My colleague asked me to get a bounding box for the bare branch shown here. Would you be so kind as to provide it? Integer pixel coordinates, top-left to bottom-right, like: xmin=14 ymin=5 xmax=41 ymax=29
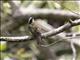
xmin=12 ymin=8 xmax=80 ymax=19
xmin=9 ymin=1 xmax=80 ymax=19
xmin=0 ymin=36 xmax=32 ymax=41
xmin=70 ymin=40 xmax=77 ymax=60
xmin=42 ymin=19 xmax=80 ymax=37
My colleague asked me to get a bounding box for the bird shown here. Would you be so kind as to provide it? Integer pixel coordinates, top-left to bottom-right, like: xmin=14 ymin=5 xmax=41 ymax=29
xmin=28 ymin=17 xmax=58 ymax=47
xmin=28 ymin=17 xmax=42 ymax=45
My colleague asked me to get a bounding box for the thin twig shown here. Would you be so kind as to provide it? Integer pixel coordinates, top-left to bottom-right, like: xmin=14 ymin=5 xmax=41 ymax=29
xmin=70 ymin=40 xmax=77 ymax=60
xmin=40 ymin=39 xmax=62 ymax=47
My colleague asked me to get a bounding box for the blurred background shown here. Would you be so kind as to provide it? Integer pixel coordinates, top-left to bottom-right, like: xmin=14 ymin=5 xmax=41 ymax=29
xmin=0 ymin=0 xmax=80 ymax=60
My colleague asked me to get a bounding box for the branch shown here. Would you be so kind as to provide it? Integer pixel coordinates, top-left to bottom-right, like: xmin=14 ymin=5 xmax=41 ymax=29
xmin=41 ymin=19 xmax=80 ymax=46
xmin=9 ymin=1 xmax=46 ymax=15
xmin=9 ymin=1 xmax=80 ymax=19
xmin=42 ymin=19 xmax=80 ymax=37
xmin=0 ymin=36 xmax=32 ymax=41
xmin=71 ymin=40 xmax=77 ymax=60
xmin=12 ymin=9 xmax=80 ymax=19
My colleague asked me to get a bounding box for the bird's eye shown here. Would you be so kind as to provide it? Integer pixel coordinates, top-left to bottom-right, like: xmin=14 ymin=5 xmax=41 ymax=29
xmin=28 ymin=17 xmax=34 ymax=24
